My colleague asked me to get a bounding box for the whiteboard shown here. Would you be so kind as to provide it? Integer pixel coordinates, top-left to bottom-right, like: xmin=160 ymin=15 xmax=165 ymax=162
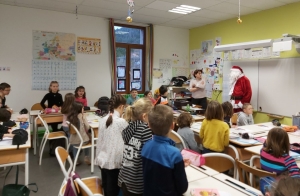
xmin=258 ymin=58 xmax=300 ymax=117
xmin=223 ymin=60 xmax=259 ymax=111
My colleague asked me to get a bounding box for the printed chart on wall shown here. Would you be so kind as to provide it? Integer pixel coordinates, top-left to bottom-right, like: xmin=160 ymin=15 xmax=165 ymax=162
xmin=77 ymin=37 xmax=101 ymax=54
xmin=32 ymin=31 xmax=76 ymax=61
xmin=32 ymin=60 xmax=77 ymax=90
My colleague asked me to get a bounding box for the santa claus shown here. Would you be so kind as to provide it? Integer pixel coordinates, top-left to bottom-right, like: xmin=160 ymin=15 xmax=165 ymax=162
xmin=229 ymin=66 xmax=252 ymax=113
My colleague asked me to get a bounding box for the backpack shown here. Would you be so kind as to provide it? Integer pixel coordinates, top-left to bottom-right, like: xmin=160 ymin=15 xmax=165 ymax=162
xmin=12 ymin=129 xmax=28 ymax=149
xmin=98 ymin=96 xmax=109 ymax=114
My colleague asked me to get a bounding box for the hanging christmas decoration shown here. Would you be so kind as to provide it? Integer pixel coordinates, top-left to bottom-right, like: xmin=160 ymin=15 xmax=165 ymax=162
xmin=126 ymin=0 xmax=134 ymax=23
xmin=76 ymin=5 xmax=78 ymax=19
xmin=237 ymin=0 xmax=242 ymax=24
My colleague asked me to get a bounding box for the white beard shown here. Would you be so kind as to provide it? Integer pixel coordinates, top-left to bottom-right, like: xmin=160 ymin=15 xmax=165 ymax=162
xmin=229 ymin=71 xmax=241 ymax=87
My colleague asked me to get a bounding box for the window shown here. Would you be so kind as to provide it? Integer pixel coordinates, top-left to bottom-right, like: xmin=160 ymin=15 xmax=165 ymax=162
xmin=114 ymin=24 xmax=145 ymax=94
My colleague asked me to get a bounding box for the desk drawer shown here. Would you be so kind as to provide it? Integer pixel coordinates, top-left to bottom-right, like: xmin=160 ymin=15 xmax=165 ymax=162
xmin=0 ymin=148 xmax=26 ymax=164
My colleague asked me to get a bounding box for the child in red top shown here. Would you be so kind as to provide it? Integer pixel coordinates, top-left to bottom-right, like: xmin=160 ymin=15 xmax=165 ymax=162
xmin=75 ymin=86 xmax=87 ymax=106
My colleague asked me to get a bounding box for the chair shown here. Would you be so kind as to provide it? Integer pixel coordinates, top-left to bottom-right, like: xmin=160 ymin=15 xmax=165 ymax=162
xmin=55 ymin=147 xmax=103 ymax=196
xmin=94 ymin=101 xmax=98 ymax=108
xmin=168 ymin=130 xmax=187 ymax=149
xmin=31 ymin=103 xmax=44 ymax=110
xmin=225 ymin=144 xmax=240 ymax=179
xmin=231 ymin=113 xmax=238 ymax=125
xmin=202 ymin=153 xmax=236 ymax=179
xmin=235 ymin=159 xmax=276 ymax=188
xmin=37 ymin=115 xmax=68 ymax=165
xmin=67 ymin=121 xmax=94 ymax=174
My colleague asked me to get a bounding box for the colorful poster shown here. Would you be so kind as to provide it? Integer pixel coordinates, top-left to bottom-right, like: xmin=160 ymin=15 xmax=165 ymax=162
xmin=201 ymin=40 xmax=213 ymax=54
xmin=172 ymin=67 xmax=189 ymax=77
xmin=215 ymin=37 xmax=221 ymax=46
xmin=33 ymin=31 xmax=76 ymax=61
xmin=77 ymin=37 xmax=101 ymax=54
xmin=32 ymin=60 xmax=77 ymax=90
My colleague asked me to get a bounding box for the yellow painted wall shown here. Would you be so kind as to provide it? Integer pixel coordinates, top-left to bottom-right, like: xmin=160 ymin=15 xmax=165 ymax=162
xmin=190 ymin=2 xmax=300 ymax=125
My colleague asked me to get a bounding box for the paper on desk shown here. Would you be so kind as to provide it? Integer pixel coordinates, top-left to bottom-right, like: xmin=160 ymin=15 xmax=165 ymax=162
xmin=236 ymin=138 xmax=259 ymax=144
xmin=0 ymin=137 xmax=12 ymax=146
xmin=230 ymin=128 xmax=252 ymax=134
xmin=191 ymin=122 xmax=202 ymax=130
xmin=256 ymin=124 xmax=273 ymax=131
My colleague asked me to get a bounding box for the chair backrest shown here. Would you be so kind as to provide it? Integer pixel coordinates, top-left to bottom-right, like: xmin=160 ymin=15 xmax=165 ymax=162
xmin=94 ymin=101 xmax=98 ymax=108
xmin=168 ymin=130 xmax=187 ymax=149
xmin=37 ymin=115 xmax=50 ymax=135
xmin=235 ymin=159 xmax=277 ymax=188
xmin=231 ymin=113 xmax=238 ymax=125
xmin=55 ymin=146 xmax=73 ymax=180
xmin=225 ymin=144 xmax=240 ymax=160
xmin=202 ymin=153 xmax=236 ymax=177
xmin=31 ymin=103 xmax=44 ymax=110
xmin=66 ymin=121 xmax=83 ymax=172
xmin=74 ymin=178 xmax=103 ymax=196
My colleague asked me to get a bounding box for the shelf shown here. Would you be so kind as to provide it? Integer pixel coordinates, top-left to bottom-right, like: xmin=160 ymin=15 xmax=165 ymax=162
xmin=267 ymin=114 xmax=284 ymax=119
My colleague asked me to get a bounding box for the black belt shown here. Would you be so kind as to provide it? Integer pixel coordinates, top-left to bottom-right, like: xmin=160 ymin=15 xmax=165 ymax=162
xmin=231 ymin=96 xmax=242 ymax=100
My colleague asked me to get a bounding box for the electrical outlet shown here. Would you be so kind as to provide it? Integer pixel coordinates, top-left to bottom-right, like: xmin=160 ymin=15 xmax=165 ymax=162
xmin=213 ymin=84 xmax=221 ymax=91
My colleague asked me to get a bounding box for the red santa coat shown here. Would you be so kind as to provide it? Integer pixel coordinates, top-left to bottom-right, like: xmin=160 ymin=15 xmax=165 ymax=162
xmin=231 ymin=76 xmax=252 ymax=113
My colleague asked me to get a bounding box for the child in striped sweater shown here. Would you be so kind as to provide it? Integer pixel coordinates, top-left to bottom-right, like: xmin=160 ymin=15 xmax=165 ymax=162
xmin=260 ymin=127 xmax=300 ymax=177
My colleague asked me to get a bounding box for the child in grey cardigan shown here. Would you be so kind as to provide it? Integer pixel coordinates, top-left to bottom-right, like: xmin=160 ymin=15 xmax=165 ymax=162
xmin=176 ymin=112 xmax=201 ymax=153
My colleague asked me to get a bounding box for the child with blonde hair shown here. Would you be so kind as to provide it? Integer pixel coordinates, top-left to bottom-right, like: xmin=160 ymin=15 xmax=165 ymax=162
xmin=200 ymin=101 xmax=229 ymax=154
xmin=118 ymin=98 xmax=153 ymax=196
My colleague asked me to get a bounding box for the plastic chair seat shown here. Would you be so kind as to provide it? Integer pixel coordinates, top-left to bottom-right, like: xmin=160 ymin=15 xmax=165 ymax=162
xmin=48 ymin=131 xmax=67 ymax=139
xmin=76 ymin=177 xmax=103 ymax=195
xmin=73 ymin=142 xmax=92 ymax=149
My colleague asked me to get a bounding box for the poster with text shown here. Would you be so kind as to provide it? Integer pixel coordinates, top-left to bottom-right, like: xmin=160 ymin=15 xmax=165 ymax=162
xmin=77 ymin=37 xmax=101 ymax=54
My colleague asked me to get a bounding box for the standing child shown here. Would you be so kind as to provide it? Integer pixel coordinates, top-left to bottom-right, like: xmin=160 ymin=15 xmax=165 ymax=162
xmin=67 ymin=102 xmax=91 ymax=165
xmin=142 ymin=105 xmax=188 ymax=195
xmin=177 ymin=112 xmax=200 ymax=153
xmin=95 ymin=95 xmax=128 ymax=196
xmin=126 ymin=88 xmax=139 ymax=106
xmin=144 ymin=91 xmax=156 ymax=105
xmin=74 ymin=86 xmax=87 ymax=106
xmin=61 ymin=93 xmax=75 ymax=134
xmin=118 ymin=98 xmax=153 ymax=196
xmin=237 ymin=103 xmax=254 ymax=126
xmin=222 ymin=101 xmax=234 ymax=128
xmin=40 ymin=81 xmax=63 ymax=131
xmin=154 ymin=85 xmax=168 ymax=105
xmin=260 ymin=128 xmax=300 ymax=177
xmin=200 ymin=101 xmax=229 ymax=154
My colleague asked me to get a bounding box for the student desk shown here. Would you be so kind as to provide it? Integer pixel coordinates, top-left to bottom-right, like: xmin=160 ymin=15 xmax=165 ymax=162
xmin=173 ymin=112 xmax=205 ymax=123
xmin=0 ymin=114 xmax=31 ymax=186
xmin=184 ymin=173 xmax=262 ymax=196
xmin=30 ymin=110 xmax=63 ymax=155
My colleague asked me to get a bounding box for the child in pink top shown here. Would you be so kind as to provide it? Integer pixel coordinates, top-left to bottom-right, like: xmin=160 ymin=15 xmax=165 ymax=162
xmin=144 ymin=90 xmax=156 ymax=104
xmin=75 ymin=86 xmax=87 ymax=106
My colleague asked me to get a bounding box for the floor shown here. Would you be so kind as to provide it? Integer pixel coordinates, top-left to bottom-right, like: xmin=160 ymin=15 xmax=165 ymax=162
xmin=0 ymin=143 xmax=101 ymax=196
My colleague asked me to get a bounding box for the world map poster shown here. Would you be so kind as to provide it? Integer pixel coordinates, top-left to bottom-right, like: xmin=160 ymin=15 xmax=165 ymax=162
xmin=33 ymin=31 xmax=76 ymax=61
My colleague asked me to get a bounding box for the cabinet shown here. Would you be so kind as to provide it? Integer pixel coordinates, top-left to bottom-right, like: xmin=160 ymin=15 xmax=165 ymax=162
xmin=168 ymin=86 xmax=191 ymax=100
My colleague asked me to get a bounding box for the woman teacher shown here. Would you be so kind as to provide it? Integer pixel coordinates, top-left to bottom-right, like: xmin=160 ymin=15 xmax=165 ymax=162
xmin=189 ymin=69 xmax=207 ymax=111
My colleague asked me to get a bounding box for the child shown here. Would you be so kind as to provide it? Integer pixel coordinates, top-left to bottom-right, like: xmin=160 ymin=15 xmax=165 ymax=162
xmin=270 ymin=177 xmax=300 ymax=196
xmin=177 ymin=112 xmax=200 ymax=153
xmin=0 ymin=82 xmax=11 ymax=109
xmin=118 ymin=98 xmax=153 ymax=196
xmin=0 ymin=108 xmax=14 ymax=140
xmin=95 ymin=95 xmax=128 ymax=196
xmin=74 ymin=86 xmax=87 ymax=106
xmin=144 ymin=90 xmax=156 ymax=104
xmin=222 ymin=101 xmax=234 ymax=128
xmin=61 ymin=93 xmax=75 ymax=134
xmin=237 ymin=103 xmax=254 ymax=126
xmin=126 ymin=88 xmax=139 ymax=106
xmin=200 ymin=101 xmax=229 ymax=154
xmin=154 ymin=85 xmax=168 ymax=105
xmin=40 ymin=81 xmax=63 ymax=131
xmin=67 ymin=101 xmax=91 ymax=165
xmin=141 ymin=105 xmax=188 ymax=195
xmin=260 ymin=128 xmax=300 ymax=177
xmin=189 ymin=69 xmax=207 ymax=110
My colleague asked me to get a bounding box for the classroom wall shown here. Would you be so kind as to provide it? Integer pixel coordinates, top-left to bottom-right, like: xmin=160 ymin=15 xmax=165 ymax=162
xmin=0 ymin=4 xmax=189 ymax=111
xmin=152 ymin=26 xmax=189 ymax=92
xmin=189 ymin=2 xmax=300 ymax=125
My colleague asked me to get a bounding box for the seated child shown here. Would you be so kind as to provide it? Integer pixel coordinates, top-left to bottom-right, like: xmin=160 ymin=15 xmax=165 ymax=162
xmin=222 ymin=101 xmax=234 ymax=128
xmin=126 ymin=88 xmax=139 ymax=105
xmin=200 ymin=101 xmax=229 ymax=154
xmin=237 ymin=103 xmax=254 ymax=126
xmin=74 ymin=86 xmax=87 ymax=106
xmin=260 ymin=127 xmax=300 ymax=177
xmin=0 ymin=108 xmax=14 ymax=140
xmin=177 ymin=112 xmax=200 ymax=153
xmin=269 ymin=176 xmax=300 ymax=196
xmin=154 ymin=85 xmax=168 ymax=105
xmin=141 ymin=104 xmax=188 ymax=196
xmin=144 ymin=90 xmax=156 ymax=104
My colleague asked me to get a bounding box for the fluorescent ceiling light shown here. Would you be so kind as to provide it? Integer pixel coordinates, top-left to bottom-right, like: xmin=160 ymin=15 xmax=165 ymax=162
xmin=214 ymin=39 xmax=273 ymax=52
xmin=169 ymin=4 xmax=201 ymax=15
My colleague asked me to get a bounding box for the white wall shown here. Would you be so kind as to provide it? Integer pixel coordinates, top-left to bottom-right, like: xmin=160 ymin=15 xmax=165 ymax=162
xmin=0 ymin=4 xmax=111 ymax=111
xmin=0 ymin=5 xmax=189 ymax=111
xmin=152 ymin=25 xmax=189 ymax=91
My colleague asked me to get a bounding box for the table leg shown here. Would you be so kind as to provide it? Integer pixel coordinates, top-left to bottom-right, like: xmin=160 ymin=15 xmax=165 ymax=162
xmin=91 ymin=128 xmax=94 ymax=174
xmin=25 ymin=148 xmax=29 ymax=186
xmin=34 ymin=117 xmax=37 ymax=155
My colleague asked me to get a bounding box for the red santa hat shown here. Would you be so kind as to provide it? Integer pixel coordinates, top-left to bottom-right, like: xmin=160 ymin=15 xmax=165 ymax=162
xmin=231 ymin=65 xmax=243 ymax=73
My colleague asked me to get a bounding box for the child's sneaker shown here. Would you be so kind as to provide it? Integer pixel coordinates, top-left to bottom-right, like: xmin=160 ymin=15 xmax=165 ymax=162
xmin=84 ymin=156 xmax=91 ymax=165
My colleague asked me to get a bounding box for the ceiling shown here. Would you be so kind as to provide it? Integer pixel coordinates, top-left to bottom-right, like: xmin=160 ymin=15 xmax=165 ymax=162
xmin=1 ymin=0 xmax=299 ymax=29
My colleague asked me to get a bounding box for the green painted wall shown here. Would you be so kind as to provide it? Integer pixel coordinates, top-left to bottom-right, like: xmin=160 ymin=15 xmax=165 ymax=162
xmin=190 ymin=2 xmax=300 ymax=125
